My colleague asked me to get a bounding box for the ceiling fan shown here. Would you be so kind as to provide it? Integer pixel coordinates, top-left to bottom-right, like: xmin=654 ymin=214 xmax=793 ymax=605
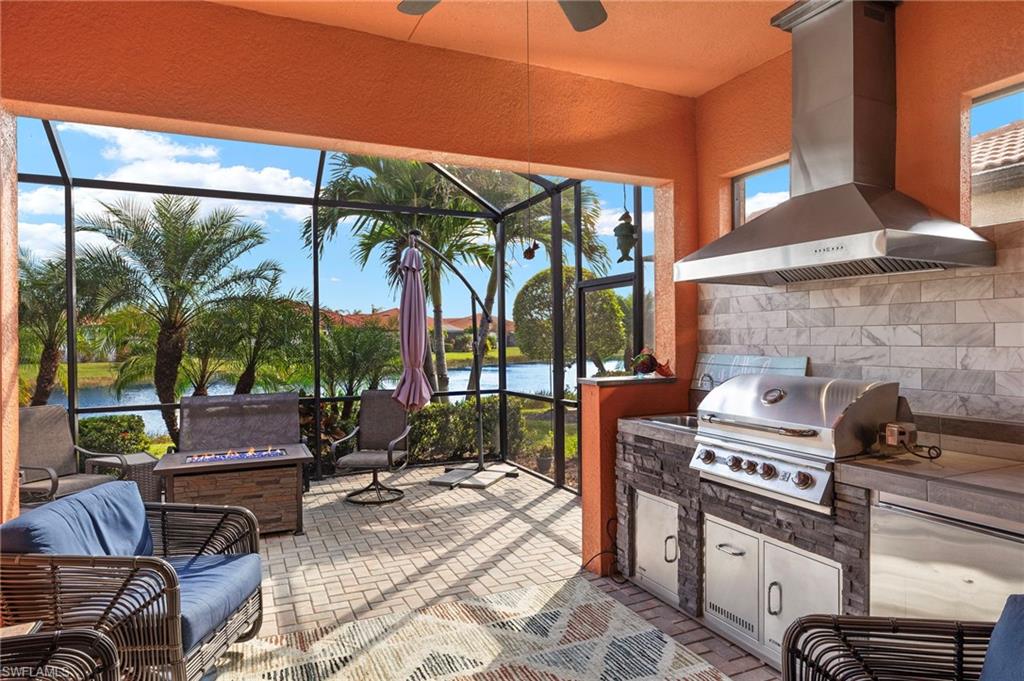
xmin=397 ymin=0 xmax=608 ymax=33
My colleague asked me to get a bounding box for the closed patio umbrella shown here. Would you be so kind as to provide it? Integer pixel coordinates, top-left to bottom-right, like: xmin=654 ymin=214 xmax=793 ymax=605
xmin=392 ymin=240 xmax=432 ymax=412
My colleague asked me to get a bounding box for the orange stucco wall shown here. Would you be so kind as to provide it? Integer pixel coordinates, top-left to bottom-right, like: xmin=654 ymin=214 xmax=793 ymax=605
xmin=0 ymin=109 xmax=17 ymax=524
xmin=696 ymin=2 xmax=1024 ymax=243
xmin=0 ymin=0 xmax=698 ymax=520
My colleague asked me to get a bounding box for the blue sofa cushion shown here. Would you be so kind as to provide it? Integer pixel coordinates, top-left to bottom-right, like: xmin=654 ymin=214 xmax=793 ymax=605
xmin=0 ymin=481 xmax=153 ymax=556
xmin=168 ymin=554 xmax=262 ymax=652
xmin=980 ymin=594 xmax=1024 ymax=681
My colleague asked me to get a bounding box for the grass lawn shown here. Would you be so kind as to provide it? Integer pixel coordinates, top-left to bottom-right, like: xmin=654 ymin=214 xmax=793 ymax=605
xmin=19 ymin=362 xmax=121 ymax=389
xmin=445 ymin=346 xmax=525 ymax=367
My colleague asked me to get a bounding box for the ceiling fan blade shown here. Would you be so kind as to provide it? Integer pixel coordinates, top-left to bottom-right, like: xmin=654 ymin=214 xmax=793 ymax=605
xmin=557 ymin=0 xmax=607 ymax=32
xmin=397 ymin=0 xmax=440 ymax=16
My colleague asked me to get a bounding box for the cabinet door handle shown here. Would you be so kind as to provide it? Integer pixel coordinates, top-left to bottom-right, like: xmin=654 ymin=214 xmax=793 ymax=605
xmin=767 ymin=580 xmax=782 ymax=616
xmin=664 ymin=536 xmax=678 ymax=563
xmin=715 ymin=543 xmax=746 ymax=557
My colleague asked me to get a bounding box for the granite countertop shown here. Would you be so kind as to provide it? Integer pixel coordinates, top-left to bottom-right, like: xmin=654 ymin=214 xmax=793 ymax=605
xmin=837 ymin=450 xmax=1024 ymax=524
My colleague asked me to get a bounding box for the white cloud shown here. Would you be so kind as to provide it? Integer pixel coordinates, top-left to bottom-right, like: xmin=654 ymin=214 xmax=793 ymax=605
xmin=329 ymin=276 xmax=341 ymax=283
xmin=594 ymin=208 xmax=655 ymax=237
xmin=744 ymin=191 xmax=789 ymax=218
xmin=18 ymin=221 xmax=113 ymax=259
xmin=20 ymin=125 xmax=317 ymax=224
xmin=57 ymin=122 xmax=218 ymax=162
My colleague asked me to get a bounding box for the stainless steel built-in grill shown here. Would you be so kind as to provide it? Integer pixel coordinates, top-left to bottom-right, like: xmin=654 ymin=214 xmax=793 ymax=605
xmin=691 ymin=374 xmax=899 ymax=512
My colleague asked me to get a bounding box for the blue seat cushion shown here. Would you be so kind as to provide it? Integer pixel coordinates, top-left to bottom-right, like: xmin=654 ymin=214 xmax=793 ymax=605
xmin=0 ymin=481 xmax=152 ymax=556
xmin=168 ymin=554 xmax=262 ymax=652
xmin=980 ymin=594 xmax=1024 ymax=681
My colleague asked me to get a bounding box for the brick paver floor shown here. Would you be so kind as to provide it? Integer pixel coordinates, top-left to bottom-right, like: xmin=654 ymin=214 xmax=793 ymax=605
xmin=258 ymin=465 xmax=779 ymax=680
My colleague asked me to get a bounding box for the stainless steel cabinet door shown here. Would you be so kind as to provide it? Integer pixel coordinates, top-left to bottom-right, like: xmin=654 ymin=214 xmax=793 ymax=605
xmin=634 ymin=491 xmax=679 ymax=605
xmin=871 ymin=505 xmax=1024 ymax=621
xmin=762 ymin=541 xmax=841 ymax=654
xmin=704 ymin=517 xmax=760 ymax=644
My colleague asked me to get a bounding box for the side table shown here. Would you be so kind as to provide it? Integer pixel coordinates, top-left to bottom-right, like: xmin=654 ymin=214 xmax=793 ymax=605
xmin=87 ymin=452 xmax=161 ymax=501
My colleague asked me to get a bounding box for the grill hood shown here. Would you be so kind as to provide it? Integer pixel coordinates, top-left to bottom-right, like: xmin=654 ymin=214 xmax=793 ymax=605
xmin=674 ymin=1 xmax=995 ymax=287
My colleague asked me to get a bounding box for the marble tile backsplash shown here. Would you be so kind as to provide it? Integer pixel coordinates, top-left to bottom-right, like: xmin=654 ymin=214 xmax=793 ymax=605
xmin=697 ymin=222 xmax=1024 ymax=422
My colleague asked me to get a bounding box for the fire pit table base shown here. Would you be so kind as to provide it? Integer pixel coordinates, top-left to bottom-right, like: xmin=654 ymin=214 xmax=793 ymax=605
xmin=155 ymin=444 xmax=312 ymax=535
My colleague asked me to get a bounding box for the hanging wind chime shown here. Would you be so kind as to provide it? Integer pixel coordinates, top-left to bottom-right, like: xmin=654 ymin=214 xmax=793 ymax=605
xmin=614 ymin=183 xmax=637 ymax=263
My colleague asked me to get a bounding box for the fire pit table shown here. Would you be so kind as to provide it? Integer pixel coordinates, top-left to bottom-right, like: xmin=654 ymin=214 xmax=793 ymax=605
xmin=155 ymin=444 xmax=312 ymax=534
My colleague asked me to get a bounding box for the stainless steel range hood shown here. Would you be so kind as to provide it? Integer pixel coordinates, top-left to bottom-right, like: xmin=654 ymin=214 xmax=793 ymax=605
xmin=674 ymin=1 xmax=995 ymax=287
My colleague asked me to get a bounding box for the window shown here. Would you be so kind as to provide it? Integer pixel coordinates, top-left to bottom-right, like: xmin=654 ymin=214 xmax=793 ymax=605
xmin=732 ymin=162 xmax=789 ymax=229
xmin=970 ymin=86 xmax=1024 ymax=227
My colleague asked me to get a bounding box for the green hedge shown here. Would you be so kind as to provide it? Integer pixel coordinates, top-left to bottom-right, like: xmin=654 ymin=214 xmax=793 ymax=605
xmin=409 ymin=396 xmax=523 ymax=463
xmin=78 ymin=414 xmax=150 ymax=454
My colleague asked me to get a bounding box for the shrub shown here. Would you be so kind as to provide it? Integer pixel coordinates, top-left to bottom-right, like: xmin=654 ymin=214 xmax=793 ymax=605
xmin=409 ymin=396 xmax=524 ymax=463
xmin=78 ymin=414 xmax=150 ymax=454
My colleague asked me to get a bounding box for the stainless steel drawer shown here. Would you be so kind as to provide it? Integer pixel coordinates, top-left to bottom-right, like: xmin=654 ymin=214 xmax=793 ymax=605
xmin=704 ymin=516 xmax=760 ymax=643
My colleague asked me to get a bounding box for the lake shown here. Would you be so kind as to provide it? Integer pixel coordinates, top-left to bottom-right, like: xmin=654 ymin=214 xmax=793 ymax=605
xmin=50 ymin=361 xmax=621 ymax=435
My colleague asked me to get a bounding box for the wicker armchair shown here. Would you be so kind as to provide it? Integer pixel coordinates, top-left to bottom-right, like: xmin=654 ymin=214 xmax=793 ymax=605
xmin=783 ymin=615 xmax=996 ymax=681
xmin=0 ymin=630 xmax=120 ymax=681
xmin=0 ymin=485 xmax=263 ymax=681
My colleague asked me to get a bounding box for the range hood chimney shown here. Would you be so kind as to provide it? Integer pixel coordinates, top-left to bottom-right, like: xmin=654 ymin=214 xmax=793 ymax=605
xmin=674 ymin=0 xmax=995 ymax=287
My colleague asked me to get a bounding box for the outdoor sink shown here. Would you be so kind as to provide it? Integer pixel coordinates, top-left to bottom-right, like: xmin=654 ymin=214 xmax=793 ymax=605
xmin=637 ymin=412 xmax=699 ymax=430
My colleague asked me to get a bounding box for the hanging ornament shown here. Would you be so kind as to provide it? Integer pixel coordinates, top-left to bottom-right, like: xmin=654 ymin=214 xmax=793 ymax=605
xmin=614 ymin=184 xmax=637 ymax=263
xmin=523 ymin=240 xmax=540 ymax=260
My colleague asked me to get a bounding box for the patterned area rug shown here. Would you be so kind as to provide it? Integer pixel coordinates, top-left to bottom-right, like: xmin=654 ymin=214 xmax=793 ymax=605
xmin=215 ymin=577 xmax=730 ymax=680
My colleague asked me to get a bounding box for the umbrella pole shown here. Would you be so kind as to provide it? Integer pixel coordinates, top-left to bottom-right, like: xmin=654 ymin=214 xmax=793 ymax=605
xmin=414 ymin=234 xmax=517 ymax=490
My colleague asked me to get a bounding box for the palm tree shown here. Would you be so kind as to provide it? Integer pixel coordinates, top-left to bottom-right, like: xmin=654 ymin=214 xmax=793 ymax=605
xmin=78 ymin=195 xmax=278 ymax=442
xmin=17 ymin=250 xmax=103 ymax=406
xmin=304 ymin=154 xmax=491 ymax=399
xmin=225 ymin=272 xmax=308 ymax=394
xmin=319 ymin=318 xmax=401 ymax=419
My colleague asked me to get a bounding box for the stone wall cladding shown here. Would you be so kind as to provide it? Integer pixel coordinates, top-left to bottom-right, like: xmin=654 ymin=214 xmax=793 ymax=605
xmin=616 ymin=419 xmax=870 ymax=618
xmin=696 ymin=221 xmax=1024 ymax=424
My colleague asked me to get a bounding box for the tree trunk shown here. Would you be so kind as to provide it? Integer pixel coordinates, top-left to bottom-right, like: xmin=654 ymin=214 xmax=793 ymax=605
xmin=422 ymin=328 xmax=438 ymax=391
xmin=341 ymin=390 xmax=354 ymax=420
xmin=234 ymin=360 xmax=257 ymax=394
xmin=154 ymin=325 xmax=186 ymax=444
xmin=467 ymin=265 xmax=499 ymax=392
xmin=30 ymin=343 xmax=61 ymax=406
xmin=589 ymin=352 xmax=607 ymax=375
xmin=429 ymin=272 xmax=449 ymax=402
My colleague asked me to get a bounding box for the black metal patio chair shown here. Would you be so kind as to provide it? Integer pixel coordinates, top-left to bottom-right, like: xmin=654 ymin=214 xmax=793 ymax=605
xmin=18 ymin=405 xmax=128 ymax=503
xmin=332 ymin=390 xmax=411 ymax=505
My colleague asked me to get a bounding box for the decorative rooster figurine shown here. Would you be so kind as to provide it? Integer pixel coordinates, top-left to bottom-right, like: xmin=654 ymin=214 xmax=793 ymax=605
xmin=631 ymin=348 xmax=673 ymax=377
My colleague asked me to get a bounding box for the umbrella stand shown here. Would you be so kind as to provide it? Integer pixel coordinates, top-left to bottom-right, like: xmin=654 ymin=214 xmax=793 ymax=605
xmin=405 ymin=231 xmax=518 ymax=490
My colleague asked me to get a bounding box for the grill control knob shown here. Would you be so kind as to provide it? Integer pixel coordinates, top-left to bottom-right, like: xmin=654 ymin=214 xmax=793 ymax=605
xmin=742 ymin=460 xmax=758 ymax=475
xmin=699 ymin=450 xmax=716 ymax=465
xmin=793 ymin=471 xmax=814 ymax=489
xmin=759 ymin=463 xmax=778 ymax=480
xmin=727 ymin=456 xmax=743 ymax=471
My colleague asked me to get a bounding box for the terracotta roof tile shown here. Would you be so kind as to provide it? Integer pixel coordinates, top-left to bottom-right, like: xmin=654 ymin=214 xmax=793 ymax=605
xmin=971 ymin=120 xmax=1024 ymax=174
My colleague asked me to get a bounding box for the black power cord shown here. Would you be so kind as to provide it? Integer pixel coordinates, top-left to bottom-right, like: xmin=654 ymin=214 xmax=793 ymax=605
xmin=579 ymin=516 xmax=630 ymax=585
xmin=902 ymin=441 xmax=942 ymax=461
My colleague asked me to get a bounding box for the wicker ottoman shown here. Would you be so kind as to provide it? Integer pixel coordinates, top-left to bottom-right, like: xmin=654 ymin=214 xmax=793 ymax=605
xmin=87 ymin=452 xmax=161 ymax=501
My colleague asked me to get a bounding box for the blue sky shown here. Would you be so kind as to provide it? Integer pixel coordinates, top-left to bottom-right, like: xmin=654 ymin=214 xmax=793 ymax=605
xmin=16 ymin=118 xmax=654 ymax=317
xmin=738 ymin=87 xmax=1024 ymax=211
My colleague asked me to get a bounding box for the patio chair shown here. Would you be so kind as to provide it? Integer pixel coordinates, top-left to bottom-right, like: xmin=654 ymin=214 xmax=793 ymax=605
xmin=0 ymin=629 xmax=120 ymax=681
xmin=782 ymin=594 xmax=1023 ymax=681
xmin=18 ymin=405 xmax=128 ymax=503
xmin=179 ymin=391 xmax=301 ymax=451
xmin=332 ymin=390 xmax=412 ymax=505
xmin=0 ymin=481 xmax=263 ymax=681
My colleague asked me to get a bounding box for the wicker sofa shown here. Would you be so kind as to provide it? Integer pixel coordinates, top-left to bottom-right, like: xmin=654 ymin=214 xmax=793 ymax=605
xmin=0 ymin=629 xmax=121 ymax=681
xmin=0 ymin=481 xmax=263 ymax=681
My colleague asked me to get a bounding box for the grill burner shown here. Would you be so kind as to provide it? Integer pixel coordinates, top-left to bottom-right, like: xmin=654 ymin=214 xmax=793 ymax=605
xmin=691 ymin=375 xmax=899 ymax=513
xmin=184 ymin=447 xmax=287 ymax=464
